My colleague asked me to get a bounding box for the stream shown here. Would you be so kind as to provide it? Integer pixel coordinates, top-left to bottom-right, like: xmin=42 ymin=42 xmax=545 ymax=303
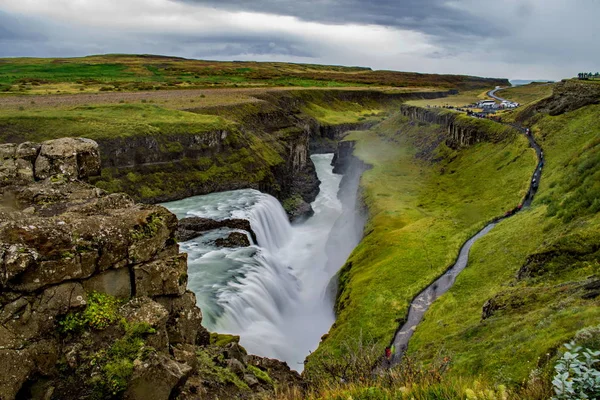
xmin=390 ymin=119 xmax=544 ymax=365
xmin=163 ymin=154 xmax=360 ymax=371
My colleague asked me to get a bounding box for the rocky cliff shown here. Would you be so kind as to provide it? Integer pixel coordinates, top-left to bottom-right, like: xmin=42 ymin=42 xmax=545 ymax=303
xmin=398 ymin=104 xmax=517 ymax=149
xmin=517 ymin=79 xmax=600 ymax=121
xmin=0 ymin=138 xmax=302 ymax=400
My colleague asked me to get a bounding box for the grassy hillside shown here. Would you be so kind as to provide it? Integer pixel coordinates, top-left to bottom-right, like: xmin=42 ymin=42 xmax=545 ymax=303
xmin=300 ymin=95 xmax=600 ymax=400
xmin=304 ymin=111 xmax=535 ymax=379
xmin=496 ymin=82 xmax=554 ymax=105
xmin=0 ymin=54 xmax=508 ymax=94
xmin=409 ymin=103 xmax=600 ymax=386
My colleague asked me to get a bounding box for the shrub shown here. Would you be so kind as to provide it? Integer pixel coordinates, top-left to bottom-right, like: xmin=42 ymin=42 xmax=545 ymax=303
xmin=552 ymin=341 xmax=600 ymax=399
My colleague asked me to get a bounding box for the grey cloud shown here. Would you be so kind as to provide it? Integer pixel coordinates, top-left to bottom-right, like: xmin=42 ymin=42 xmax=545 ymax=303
xmin=161 ymin=33 xmax=316 ymax=58
xmin=0 ymin=11 xmax=46 ymax=41
xmin=179 ymin=0 xmax=505 ymax=39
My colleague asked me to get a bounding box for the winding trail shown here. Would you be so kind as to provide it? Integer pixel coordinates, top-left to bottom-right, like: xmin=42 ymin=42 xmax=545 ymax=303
xmin=387 ymin=90 xmax=544 ymax=366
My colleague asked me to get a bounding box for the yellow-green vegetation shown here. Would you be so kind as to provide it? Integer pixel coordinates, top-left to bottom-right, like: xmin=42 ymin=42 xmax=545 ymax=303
xmin=0 ymin=103 xmax=231 ymax=143
xmin=303 ymin=103 xmax=384 ymax=125
xmin=130 ymin=213 xmax=165 ymax=241
xmin=282 ymin=194 xmax=306 ymax=214
xmin=58 ymin=292 xmax=157 ymax=398
xmin=496 ymin=83 xmax=554 ymax=106
xmin=247 ymin=365 xmax=273 ymax=385
xmin=59 ymin=291 xmax=121 ymax=333
xmin=210 ymin=332 xmax=241 ymax=347
xmin=0 ymin=54 xmax=507 ymax=94
xmin=196 ymin=348 xmax=250 ymax=391
xmin=408 ymin=102 xmax=600 ymax=386
xmin=90 ymin=322 xmax=156 ymax=398
xmin=406 ymin=89 xmax=488 ymax=108
xmin=276 ymin=355 xmax=545 ymax=399
xmin=305 ymin=110 xmax=535 ymax=379
xmin=92 ymin=133 xmax=283 ymax=203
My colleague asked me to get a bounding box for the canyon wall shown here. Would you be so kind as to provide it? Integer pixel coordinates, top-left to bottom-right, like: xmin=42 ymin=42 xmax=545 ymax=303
xmin=399 ymin=104 xmax=518 ymax=149
xmin=91 ymin=90 xmax=452 ymax=219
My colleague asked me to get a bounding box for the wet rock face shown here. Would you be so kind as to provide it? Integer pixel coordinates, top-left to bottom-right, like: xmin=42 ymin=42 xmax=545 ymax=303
xmin=176 ymin=216 xmax=257 ymax=243
xmin=0 ymin=138 xmax=302 ymax=400
xmin=214 ymin=232 xmax=251 ymax=248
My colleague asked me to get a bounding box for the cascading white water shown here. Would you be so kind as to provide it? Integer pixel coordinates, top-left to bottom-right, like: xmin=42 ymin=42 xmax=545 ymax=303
xmin=162 ymin=154 xmax=354 ymax=371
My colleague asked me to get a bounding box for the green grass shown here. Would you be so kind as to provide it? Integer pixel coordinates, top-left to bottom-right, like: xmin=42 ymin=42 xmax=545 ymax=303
xmin=304 ymin=103 xmax=384 ymax=125
xmin=406 ymin=89 xmax=488 ymax=108
xmin=496 ymin=83 xmax=554 ymax=106
xmin=0 ymin=62 xmax=134 ymax=85
xmin=0 ymin=54 xmax=508 ymax=94
xmin=406 ymin=102 xmax=600 ymax=386
xmin=305 ymin=111 xmax=535 ymax=380
xmin=0 ymin=103 xmax=231 ymax=142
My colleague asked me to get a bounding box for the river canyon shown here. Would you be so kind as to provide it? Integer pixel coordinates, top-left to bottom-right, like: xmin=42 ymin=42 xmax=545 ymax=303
xmin=163 ymin=154 xmax=361 ymax=371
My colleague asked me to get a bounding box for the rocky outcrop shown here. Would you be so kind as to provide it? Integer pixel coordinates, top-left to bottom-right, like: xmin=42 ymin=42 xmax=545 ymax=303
xmin=176 ymin=217 xmax=257 ymax=243
xmin=521 ymin=80 xmax=600 ymax=119
xmin=214 ymin=232 xmax=251 ymax=248
xmin=0 ymin=138 xmax=302 ymax=400
xmin=0 ymin=138 xmax=100 ymax=187
xmin=311 ymin=122 xmax=377 ymax=154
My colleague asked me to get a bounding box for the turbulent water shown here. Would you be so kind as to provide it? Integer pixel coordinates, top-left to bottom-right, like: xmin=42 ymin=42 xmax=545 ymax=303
xmin=163 ymin=154 xmax=354 ymax=371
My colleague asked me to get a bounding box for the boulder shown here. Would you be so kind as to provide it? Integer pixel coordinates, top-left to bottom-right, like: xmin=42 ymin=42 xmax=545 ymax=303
xmin=176 ymin=217 xmax=257 ymax=243
xmin=226 ymin=358 xmax=245 ymax=377
xmin=34 ymin=138 xmax=100 ymax=181
xmin=214 ymin=232 xmax=251 ymax=248
xmin=0 ymin=283 xmax=86 ymax=349
xmin=0 ymin=144 xmax=16 ymax=160
xmin=244 ymin=373 xmax=259 ymax=388
xmin=16 ymin=142 xmax=40 ymax=162
xmin=124 ymin=353 xmax=192 ymax=400
xmin=0 ymin=340 xmax=59 ymax=400
xmin=155 ymin=291 xmax=207 ymax=346
xmin=128 ymin=209 xmax=177 ymax=265
xmin=82 ymin=267 xmax=132 ymax=299
xmin=121 ymin=297 xmax=170 ymax=352
xmin=134 ymin=254 xmax=188 ymax=297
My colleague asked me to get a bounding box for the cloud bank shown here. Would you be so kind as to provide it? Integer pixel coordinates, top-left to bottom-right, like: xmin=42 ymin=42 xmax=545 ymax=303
xmin=0 ymin=0 xmax=598 ymax=80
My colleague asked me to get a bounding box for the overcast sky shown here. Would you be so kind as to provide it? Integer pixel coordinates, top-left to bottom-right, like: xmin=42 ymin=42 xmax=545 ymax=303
xmin=0 ymin=0 xmax=598 ymax=80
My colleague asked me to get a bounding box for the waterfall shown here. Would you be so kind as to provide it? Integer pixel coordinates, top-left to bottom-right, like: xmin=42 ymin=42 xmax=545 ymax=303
xmin=248 ymin=194 xmax=293 ymax=252
xmin=162 ymin=154 xmax=351 ymax=370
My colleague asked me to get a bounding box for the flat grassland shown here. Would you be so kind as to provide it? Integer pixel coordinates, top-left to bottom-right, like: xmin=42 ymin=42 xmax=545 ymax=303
xmin=405 ymin=89 xmax=490 ymax=107
xmin=0 ymin=55 xmax=508 ymax=147
xmin=0 ymin=54 xmax=507 ymax=96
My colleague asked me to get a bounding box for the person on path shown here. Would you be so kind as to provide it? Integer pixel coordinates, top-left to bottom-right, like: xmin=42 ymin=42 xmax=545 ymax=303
xmin=384 ymin=346 xmax=392 ymax=366
xmin=390 ymin=344 xmax=396 ymax=362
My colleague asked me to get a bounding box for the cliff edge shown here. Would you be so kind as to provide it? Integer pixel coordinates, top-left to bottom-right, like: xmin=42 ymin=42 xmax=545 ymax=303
xmin=0 ymin=138 xmax=302 ymax=400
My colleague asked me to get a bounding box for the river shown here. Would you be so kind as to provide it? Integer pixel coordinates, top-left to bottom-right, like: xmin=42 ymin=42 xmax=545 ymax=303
xmin=162 ymin=154 xmax=356 ymax=371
